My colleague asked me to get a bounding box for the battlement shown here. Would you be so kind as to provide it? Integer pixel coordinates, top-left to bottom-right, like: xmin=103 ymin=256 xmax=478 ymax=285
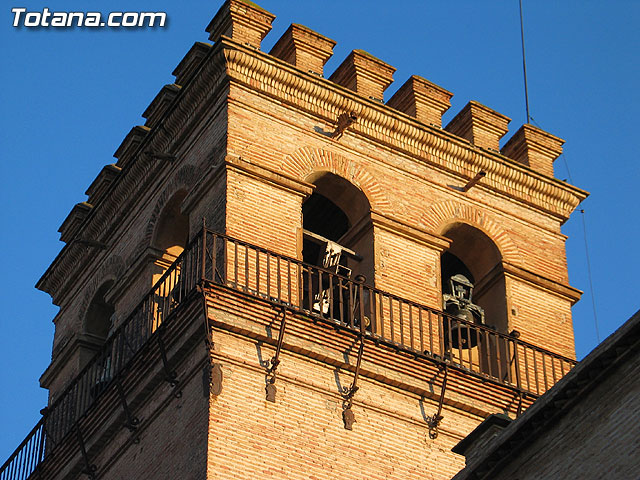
xmin=205 ymin=0 xmax=563 ymax=176
xmin=48 ymin=0 xmax=587 ymax=260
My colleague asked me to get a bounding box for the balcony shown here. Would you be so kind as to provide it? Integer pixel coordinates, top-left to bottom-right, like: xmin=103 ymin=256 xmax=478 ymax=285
xmin=0 ymin=228 xmax=577 ymax=479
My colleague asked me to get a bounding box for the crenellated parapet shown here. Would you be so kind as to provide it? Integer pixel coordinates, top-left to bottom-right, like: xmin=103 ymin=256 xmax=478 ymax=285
xmin=445 ymin=101 xmax=511 ymax=152
xmin=329 ymin=49 xmax=396 ymax=103
xmin=205 ymin=0 xmax=274 ymax=49
xmin=58 ymin=202 xmax=93 ymax=244
xmin=270 ymin=24 xmax=336 ymax=77
xmin=387 ymin=75 xmax=453 ymax=128
xmin=501 ymin=124 xmax=565 ymax=178
xmin=202 ymin=1 xmax=568 ymax=171
xmin=219 ymin=40 xmax=586 ymax=219
xmin=172 ymin=42 xmax=212 ymax=86
xmin=142 ymin=84 xmax=181 ymax=129
xmin=199 ymin=0 xmax=582 ymax=192
xmin=113 ymin=125 xmax=149 ymax=169
xmin=85 ymin=164 xmax=120 ymax=207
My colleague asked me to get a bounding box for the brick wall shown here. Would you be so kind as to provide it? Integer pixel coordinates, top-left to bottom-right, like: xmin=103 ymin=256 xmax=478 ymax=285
xmin=206 ymin=301 xmax=477 ymax=480
xmin=225 ymin=80 xmax=578 ymax=359
xmin=99 ymin=358 xmax=209 ymax=480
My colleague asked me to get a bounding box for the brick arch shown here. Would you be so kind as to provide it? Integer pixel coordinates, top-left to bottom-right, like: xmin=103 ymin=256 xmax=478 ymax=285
xmin=420 ymin=201 xmax=522 ymax=265
xmin=280 ymin=146 xmax=392 ymax=214
xmin=79 ymin=255 xmax=125 ymax=329
xmin=126 ymin=165 xmax=201 ymax=262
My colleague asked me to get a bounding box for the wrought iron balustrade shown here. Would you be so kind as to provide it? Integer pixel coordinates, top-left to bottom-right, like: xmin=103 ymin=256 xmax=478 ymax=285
xmin=1 ymin=227 xmax=577 ymax=479
xmin=0 ymin=234 xmax=201 ymax=480
xmin=201 ymin=230 xmax=576 ymax=396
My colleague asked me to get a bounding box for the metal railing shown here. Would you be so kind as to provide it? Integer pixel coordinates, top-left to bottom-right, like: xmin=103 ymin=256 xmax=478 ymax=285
xmin=0 ymin=234 xmax=202 ymax=480
xmin=1 ymin=228 xmax=576 ymax=479
xmin=201 ymin=230 xmax=576 ymax=396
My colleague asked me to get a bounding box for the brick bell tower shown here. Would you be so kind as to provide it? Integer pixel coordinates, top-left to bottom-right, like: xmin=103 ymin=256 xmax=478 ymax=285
xmin=2 ymin=1 xmax=588 ymax=479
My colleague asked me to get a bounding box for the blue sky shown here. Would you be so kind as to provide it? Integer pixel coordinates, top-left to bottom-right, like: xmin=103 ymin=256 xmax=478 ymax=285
xmin=1 ymin=0 xmax=638 ymax=463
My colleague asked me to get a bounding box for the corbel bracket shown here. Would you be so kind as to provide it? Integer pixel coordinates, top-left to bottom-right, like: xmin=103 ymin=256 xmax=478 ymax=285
xmin=265 ymin=308 xmax=287 ymax=402
xmin=427 ymin=365 xmax=449 ymax=439
xmin=114 ymin=379 xmax=140 ymax=433
xmin=341 ymin=335 xmax=365 ymax=430
xmin=75 ymin=423 xmax=97 ymax=479
xmin=156 ymin=327 xmax=181 ymax=398
xmin=201 ymin=295 xmax=223 ymax=397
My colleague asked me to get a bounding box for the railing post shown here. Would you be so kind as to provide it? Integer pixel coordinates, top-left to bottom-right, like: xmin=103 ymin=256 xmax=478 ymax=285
xmin=513 ymin=336 xmax=522 ymax=392
xmin=37 ymin=421 xmax=46 ymax=466
xmin=356 ymin=275 xmax=366 ymax=335
xmin=200 ymin=220 xmax=207 ymax=282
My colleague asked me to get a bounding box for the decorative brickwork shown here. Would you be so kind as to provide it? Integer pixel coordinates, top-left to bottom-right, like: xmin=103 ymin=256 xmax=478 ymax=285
xmin=280 ymin=146 xmax=393 ymax=215
xmin=420 ymin=200 xmax=523 ymax=265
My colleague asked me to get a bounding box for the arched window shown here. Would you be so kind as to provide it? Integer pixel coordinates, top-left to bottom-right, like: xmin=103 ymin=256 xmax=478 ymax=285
xmin=152 ymin=191 xmax=189 ymax=262
xmin=302 ymin=172 xmax=374 ymax=284
xmin=84 ymin=280 xmax=115 ymax=345
xmin=301 ymin=173 xmax=374 ymax=324
xmin=150 ymin=191 xmax=189 ymax=328
xmin=440 ymin=223 xmax=507 ymax=333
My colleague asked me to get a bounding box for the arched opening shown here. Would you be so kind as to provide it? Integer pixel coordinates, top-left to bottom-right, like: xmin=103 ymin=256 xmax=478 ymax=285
xmin=150 ymin=190 xmax=189 ymax=288
xmin=440 ymin=223 xmax=507 ymax=333
xmin=152 ymin=190 xmax=189 ymax=262
xmin=150 ymin=191 xmax=190 ymax=329
xmin=84 ymin=280 xmax=115 ymax=343
xmin=301 ymin=173 xmax=374 ymax=323
xmin=80 ymin=280 xmax=117 ymax=397
xmin=302 ymin=172 xmax=373 ymax=284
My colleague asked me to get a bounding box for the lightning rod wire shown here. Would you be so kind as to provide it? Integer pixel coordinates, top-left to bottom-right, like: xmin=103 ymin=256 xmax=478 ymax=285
xmin=519 ymin=0 xmax=531 ymax=124
xmin=529 ymin=116 xmax=601 ymax=344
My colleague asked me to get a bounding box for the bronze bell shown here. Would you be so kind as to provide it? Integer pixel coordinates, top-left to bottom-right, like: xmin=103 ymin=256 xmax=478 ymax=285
xmin=442 ymin=274 xmax=485 ymax=349
xmin=445 ymin=304 xmax=479 ymax=348
xmin=446 ymin=304 xmax=475 ymax=323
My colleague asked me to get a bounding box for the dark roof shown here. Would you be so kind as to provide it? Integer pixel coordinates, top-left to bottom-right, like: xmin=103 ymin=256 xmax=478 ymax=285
xmin=452 ymin=309 xmax=640 ymax=479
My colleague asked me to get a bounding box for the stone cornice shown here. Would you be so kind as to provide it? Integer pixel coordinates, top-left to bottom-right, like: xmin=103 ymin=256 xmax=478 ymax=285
xmin=225 ymin=155 xmax=314 ymax=197
xmin=503 ymin=262 xmax=583 ymax=305
xmin=475 ymin=261 xmax=582 ymax=305
xmin=220 ymin=39 xmax=588 ymax=223
xmin=40 ymin=333 xmax=102 ymax=390
xmin=370 ymin=210 xmax=451 ymax=252
xmin=182 ymin=155 xmax=314 ymax=218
